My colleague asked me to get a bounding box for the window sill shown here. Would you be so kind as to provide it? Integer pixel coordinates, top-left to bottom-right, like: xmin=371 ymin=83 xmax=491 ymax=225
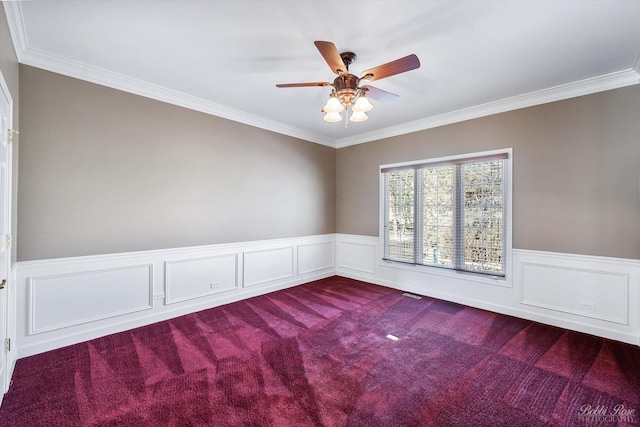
xmin=379 ymin=258 xmax=512 ymax=288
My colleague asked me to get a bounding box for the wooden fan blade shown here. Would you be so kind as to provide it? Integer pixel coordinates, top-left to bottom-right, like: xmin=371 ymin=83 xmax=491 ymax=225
xmin=314 ymin=41 xmax=348 ymax=75
xmin=361 ymin=85 xmax=400 ymax=104
xmin=276 ymin=82 xmax=332 ymax=88
xmin=360 ymin=54 xmax=420 ymax=82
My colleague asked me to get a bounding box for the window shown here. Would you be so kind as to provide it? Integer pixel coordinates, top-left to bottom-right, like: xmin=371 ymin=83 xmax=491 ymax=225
xmin=382 ymin=151 xmax=509 ymax=277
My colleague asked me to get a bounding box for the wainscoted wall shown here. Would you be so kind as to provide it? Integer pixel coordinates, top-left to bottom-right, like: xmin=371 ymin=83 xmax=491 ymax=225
xmin=15 ymin=234 xmax=335 ymax=358
xmin=13 ymin=233 xmax=640 ymax=360
xmin=336 ymin=234 xmax=640 ymax=346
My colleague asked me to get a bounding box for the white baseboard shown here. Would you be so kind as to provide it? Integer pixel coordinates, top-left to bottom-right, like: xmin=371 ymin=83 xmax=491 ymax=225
xmin=15 ymin=234 xmax=335 ymax=358
xmin=336 ymin=234 xmax=640 ymax=346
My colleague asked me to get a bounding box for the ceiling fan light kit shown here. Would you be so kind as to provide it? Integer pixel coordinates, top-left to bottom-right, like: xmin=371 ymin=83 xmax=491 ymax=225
xmin=353 ymin=96 xmax=373 ymax=113
xmin=277 ymin=41 xmax=420 ymax=125
xmin=323 ymin=111 xmax=343 ymax=123
xmin=349 ymin=110 xmax=369 ymax=122
xmin=322 ymin=96 xmax=344 ymax=113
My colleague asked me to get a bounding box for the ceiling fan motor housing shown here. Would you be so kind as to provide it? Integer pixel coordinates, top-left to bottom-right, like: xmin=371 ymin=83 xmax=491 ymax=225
xmin=333 ymin=73 xmax=360 ymax=106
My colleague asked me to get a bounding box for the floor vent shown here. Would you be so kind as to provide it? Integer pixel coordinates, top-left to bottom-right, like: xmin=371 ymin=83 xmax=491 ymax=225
xmin=402 ymin=292 xmax=422 ymax=300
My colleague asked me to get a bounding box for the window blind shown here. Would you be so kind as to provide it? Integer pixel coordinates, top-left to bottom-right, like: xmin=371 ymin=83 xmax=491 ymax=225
xmin=382 ymin=153 xmax=507 ymax=277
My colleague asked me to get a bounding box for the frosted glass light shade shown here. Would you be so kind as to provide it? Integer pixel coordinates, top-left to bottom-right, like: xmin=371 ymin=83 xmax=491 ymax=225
xmin=323 ymin=111 xmax=342 ymax=122
xmin=352 ymin=96 xmax=373 ymax=112
xmin=322 ymin=97 xmax=344 ymax=113
xmin=350 ymin=111 xmax=368 ymax=122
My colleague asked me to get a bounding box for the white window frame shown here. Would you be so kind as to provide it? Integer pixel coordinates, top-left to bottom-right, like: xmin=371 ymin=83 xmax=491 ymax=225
xmin=379 ymin=148 xmax=513 ymax=288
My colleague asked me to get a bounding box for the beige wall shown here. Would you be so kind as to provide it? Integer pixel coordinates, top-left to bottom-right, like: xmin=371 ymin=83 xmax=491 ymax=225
xmin=17 ymin=66 xmax=336 ymax=261
xmin=0 ymin=7 xmax=19 ymax=266
xmin=14 ymin=64 xmax=640 ymax=261
xmin=337 ymin=86 xmax=640 ymax=260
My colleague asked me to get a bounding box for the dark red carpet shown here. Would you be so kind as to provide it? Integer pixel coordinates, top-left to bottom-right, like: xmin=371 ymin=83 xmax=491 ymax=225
xmin=1 ymin=276 xmax=638 ymax=426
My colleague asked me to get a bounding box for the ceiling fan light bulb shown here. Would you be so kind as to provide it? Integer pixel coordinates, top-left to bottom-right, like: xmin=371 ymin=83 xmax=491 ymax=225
xmin=353 ymin=96 xmax=373 ymax=112
xmin=350 ymin=111 xmax=369 ymax=122
xmin=323 ymin=111 xmax=342 ymax=122
xmin=322 ymin=96 xmax=344 ymax=113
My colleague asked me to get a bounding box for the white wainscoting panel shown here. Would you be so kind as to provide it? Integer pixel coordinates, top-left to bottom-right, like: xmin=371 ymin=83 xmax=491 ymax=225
xmin=337 ymin=236 xmax=377 ymax=275
xmin=513 ymin=250 xmax=639 ymax=343
xmin=15 ymin=234 xmax=335 ymax=358
xmin=521 ymin=262 xmax=628 ymax=324
xmin=298 ymin=241 xmax=334 ymax=275
xmin=243 ymin=246 xmax=295 ymax=287
xmin=165 ymin=254 xmax=238 ymax=304
xmin=28 ymin=265 xmax=153 ymax=335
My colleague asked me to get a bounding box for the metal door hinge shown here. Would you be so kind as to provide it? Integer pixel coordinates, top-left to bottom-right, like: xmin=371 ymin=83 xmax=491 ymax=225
xmin=8 ymin=129 xmax=20 ymax=144
xmin=5 ymin=338 xmax=10 ymax=352
xmin=6 ymin=234 xmax=11 ymax=248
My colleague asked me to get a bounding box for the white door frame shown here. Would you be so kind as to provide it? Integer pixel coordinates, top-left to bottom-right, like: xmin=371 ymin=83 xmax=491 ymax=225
xmin=0 ymin=68 xmax=14 ymax=403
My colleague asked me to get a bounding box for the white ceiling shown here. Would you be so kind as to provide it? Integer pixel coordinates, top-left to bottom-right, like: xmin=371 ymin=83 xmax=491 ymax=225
xmin=4 ymin=1 xmax=640 ymax=148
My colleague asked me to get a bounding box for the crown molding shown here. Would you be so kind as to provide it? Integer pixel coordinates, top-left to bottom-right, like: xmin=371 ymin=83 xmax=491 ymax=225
xmin=18 ymin=47 xmax=336 ymax=147
xmin=3 ymin=1 xmax=28 ymax=56
xmin=4 ymin=1 xmax=639 ymax=150
xmin=18 ymin=43 xmax=640 ymax=150
xmin=335 ymin=68 xmax=640 ymax=148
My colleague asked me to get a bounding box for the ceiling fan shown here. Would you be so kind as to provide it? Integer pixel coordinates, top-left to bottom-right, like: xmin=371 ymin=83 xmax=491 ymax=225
xmin=276 ymin=41 xmax=420 ymax=123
